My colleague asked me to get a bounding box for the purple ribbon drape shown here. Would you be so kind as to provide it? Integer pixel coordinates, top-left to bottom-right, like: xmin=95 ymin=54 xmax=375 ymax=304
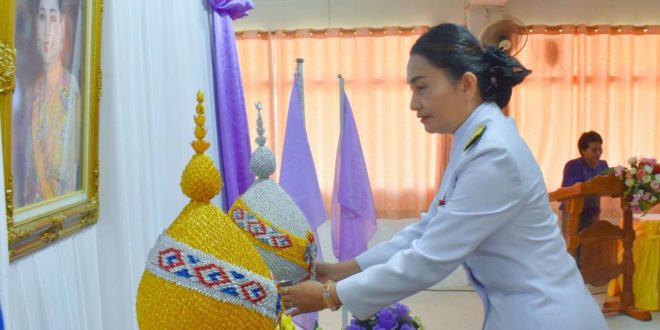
xmin=208 ymin=0 xmax=254 ymax=19
xmin=208 ymin=0 xmax=255 ymax=209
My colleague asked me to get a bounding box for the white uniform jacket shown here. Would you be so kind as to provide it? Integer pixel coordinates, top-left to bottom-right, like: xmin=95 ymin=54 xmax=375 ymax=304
xmin=336 ymin=102 xmax=607 ymax=330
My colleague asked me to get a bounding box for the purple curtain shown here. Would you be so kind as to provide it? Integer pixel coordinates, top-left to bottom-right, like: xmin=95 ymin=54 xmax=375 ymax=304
xmin=331 ymin=91 xmax=377 ymax=261
xmin=208 ymin=0 xmax=255 ymax=209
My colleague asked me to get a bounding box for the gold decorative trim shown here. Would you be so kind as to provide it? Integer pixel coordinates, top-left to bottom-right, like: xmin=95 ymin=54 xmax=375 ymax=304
xmin=0 ymin=41 xmax=15 ymax=94
xmin=40 ymin=216 xmax=65 ymax=243
xmin=80 ymin=197 xmax=98 ymax=226
xmin=5 ymin=174 xmax=14 ymax=228
xmin=97 ymin=70 xmax=102 ymax=104
xmin=93 ymin=160 xmax=100 ymax=190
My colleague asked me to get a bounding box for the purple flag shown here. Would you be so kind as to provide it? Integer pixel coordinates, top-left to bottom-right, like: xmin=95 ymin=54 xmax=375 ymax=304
xmin=280 ymin=73 xmax=326 ymax=330
xmin=208 ymin=0 xmax=255 ymax=210
xmin=331 ymin=91 xmax=377 ymax=262
xmin=280 ymin=73 xmax=328 ymax=230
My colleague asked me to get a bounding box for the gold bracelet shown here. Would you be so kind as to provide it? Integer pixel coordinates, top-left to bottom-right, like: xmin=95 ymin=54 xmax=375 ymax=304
xmin=322 ymin=280 xmax=340 ymax=311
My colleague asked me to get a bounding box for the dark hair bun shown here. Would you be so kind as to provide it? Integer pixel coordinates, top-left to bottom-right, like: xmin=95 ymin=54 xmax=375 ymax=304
xmin=483 ymin=46 xmax=532 ymax=108
xmin=484 ymin=46 xmax=531 ymax=88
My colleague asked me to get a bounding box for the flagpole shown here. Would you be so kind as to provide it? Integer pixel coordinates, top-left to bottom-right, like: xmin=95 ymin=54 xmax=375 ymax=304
xmin=337 ymin=73 xmax=349 ymax=328
xmin=295 ymin=57 xmax=322 ymax=273
xmin=338 ymin=74 xmax=345 ymax=137
xmin=289 ymin=58 xmax=326 ymax=330
xmin=296 ymin=58 xmax=305 ymax=120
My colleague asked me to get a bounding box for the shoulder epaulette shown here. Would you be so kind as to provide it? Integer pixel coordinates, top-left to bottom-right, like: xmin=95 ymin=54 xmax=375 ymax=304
xmin=464 ymin=124 xmax=487 ymax=152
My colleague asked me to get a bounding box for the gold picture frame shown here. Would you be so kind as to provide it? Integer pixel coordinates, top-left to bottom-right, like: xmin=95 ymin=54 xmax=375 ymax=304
xmin=0 ymin=0 xmax=102 ymax=261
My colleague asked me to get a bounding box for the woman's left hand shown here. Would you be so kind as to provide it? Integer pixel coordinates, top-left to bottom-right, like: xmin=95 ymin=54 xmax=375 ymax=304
xmin=279 ymin=280 xmax=326 ymax=316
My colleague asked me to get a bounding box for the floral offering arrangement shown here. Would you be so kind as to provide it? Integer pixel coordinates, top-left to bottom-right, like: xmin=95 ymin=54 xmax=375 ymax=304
xmin=275 ymin=314 xmax=296 ymax=330
xmin=613 ymin=157 xmax=660 ymax=214
xmin=275 ymin=314 xmax=323 ymax=330
xmin=344 ymin=303 xmax=423 ymax=330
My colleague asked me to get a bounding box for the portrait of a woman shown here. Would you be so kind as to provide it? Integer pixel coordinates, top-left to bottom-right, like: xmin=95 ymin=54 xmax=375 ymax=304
xmin=13 ymin=0 xmax=83 ymax=208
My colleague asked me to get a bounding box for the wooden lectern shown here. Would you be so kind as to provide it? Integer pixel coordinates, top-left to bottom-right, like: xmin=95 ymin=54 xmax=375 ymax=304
xmin=548 ymin=173 xmax=651 ymax=321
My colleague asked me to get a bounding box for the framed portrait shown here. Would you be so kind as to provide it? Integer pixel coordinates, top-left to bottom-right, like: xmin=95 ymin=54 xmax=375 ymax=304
xmin=0 ymin=0 xmax=102 ymax=261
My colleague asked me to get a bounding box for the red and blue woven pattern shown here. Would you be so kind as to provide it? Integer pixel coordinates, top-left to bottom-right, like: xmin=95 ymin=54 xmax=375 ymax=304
xmin=232 ymin=207 xmax=294 ymax=249
xmin=146 ymin=234 xmax=281 ymax=320
xmin=304 ymin=232 xmax=316 ymax=268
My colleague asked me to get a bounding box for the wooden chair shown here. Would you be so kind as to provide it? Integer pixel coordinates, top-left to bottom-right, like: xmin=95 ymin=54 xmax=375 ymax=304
xmin=549 ymin=173 xmax=651 ymax=321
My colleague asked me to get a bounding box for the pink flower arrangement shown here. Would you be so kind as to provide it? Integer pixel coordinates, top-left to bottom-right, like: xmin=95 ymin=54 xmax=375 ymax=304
xmin=613 ymin=157 xmax=660 ymax=214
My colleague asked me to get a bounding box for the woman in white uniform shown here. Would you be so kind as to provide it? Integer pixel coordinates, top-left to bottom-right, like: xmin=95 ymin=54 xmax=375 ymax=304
xmin=281 ymin=23 xmax=607 ymax=329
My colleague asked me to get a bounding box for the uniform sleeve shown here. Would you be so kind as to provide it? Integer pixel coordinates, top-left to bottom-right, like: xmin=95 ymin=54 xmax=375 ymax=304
xmin=355 ymin=219 xmax=429 ymax=269
xmin=336 ymin=147 xmax=525 ymax=319
xmin=561 ymin=160 xmax=582 ymax=187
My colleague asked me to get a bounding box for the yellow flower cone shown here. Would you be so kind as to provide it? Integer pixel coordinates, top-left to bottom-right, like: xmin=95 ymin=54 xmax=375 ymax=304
xmin=136 ymin=91 xmax=280 ymax=329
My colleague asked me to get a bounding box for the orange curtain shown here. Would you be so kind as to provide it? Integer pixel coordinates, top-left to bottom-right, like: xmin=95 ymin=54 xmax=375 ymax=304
xmin=236 ymin=25 xmax=660 ymax=219
xmin=236 ymin=27 xmax=449 ymax=218
xmin=509 ymin=25 xmax=660 ymax=196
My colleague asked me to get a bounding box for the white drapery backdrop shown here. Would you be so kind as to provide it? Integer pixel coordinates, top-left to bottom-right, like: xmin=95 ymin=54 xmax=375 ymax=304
xmin=0 ymin=1 xmax=223 ymax=329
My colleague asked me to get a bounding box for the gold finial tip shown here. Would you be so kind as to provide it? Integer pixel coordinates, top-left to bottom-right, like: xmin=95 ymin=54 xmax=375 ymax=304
xmin=195 ymin=126 xmax=206 ymax=140
xmin=192 ymin=140 xmax=210 ymax=154
xmin=181 ymin=89 xmax=220 ymax=201
xmin=195 ymin=114 xmax=206 ymax=126
xmin=192 ymin=91 xmax=209 ymax=154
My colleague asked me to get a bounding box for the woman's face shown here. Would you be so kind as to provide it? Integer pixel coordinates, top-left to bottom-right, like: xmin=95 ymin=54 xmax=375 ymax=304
xmin=407 ymin=54 xmax=469 ymax=134
xmin=580 ymin=142 xmax=603 ymax=166
xmin=36 ymin=0 xmax=63 ymax=66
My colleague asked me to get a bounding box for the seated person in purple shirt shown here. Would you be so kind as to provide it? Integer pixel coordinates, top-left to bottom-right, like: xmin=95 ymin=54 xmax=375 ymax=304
xmin=561 ymin=131 xmax=609 ymax=232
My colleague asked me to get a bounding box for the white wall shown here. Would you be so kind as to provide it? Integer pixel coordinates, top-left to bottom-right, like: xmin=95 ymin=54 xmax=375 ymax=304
xmin=506 ymin=0 xmax=660 ymax=25
xmin=234 ymin=0 xmax=466 ymax=30
xmin=234 ymin=0 xmax=660 ymax=31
